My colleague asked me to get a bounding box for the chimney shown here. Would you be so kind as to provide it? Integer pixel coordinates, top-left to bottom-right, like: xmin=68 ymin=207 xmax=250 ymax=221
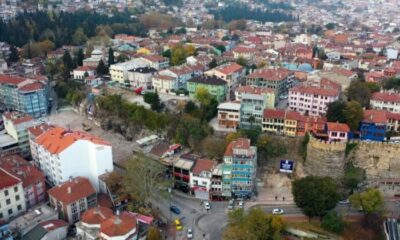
xmin=67 ymin=187 xmax=71 ymax=194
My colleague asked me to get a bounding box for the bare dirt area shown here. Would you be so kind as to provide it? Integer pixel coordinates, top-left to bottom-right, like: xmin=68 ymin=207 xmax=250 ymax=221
xmin=48 ymin=109 xmax=135 ymax=164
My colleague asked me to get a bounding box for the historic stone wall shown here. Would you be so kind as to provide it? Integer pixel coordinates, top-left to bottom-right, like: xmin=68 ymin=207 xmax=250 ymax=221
xmin=348 ymin=141 xmax=400 ymax=179
xmin=305 ymin=137 xmax=346 ymax=179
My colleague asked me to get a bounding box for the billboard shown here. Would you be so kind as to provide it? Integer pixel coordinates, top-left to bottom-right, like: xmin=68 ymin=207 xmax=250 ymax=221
xmin=280 ymin=160 xmax=294 ymax=173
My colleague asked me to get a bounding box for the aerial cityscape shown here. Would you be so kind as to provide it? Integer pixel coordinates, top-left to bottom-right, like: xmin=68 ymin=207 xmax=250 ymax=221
xmin=0 ymin=0 xmax=400 ymax=239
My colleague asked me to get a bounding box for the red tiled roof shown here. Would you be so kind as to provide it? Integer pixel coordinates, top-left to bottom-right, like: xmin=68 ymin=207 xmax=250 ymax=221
xmin=100 ymin=212 xmax=137 ymax=237
xmin=192 ymin=159 xmax=215 ymax=175
xmin=35 ymin=127 xmax=110 ymax=155
xmin=363 ymin=109 xmax=387 ymax=124
xmin=0 ymin=168 xmax=21 ymax=190
xmin=237 ymin=85 xmax=274 ymax=95
xmin=81 ymin=206 xmax=113 ymax=225
xmin=263 ymin=109 xmax=285 ymax=119
xmin=3 ymin=112 xmax=33 ymax=125
xmin=0 ymin=155 xmax=45 ymax=188
xmin=232 ymin=138 xmax=250 ymax=150
xmin=0 ymin=74 xmax=26 ymax=85
xmin=28 ymin=123 xmax=54 ymax=138
xmin=224 ymin=142 xmax=234 ymax=156
xmin=285 ymin=111 xmax=302 ymax=121
xmin=48 ymin=177 xmax=96 ymax=205
xmin=19 ymin=82 xmax=45 ymax=92
xmin=75 ymin=66 xmax=96 ymax=72
xmin=290 ymin=85 xmax=339 ymax=97
xmin=215 ymin=63 xmax=243 ymax=75
xmin=333 ymin=68 xmax=356 ymax=78
xmin=327 ymin=122 xmax=350 ymax=132
xmin=372 ymin=91 xmax=400 ymax=103
xmin=387 ymin=112 xmax=400 ymax=121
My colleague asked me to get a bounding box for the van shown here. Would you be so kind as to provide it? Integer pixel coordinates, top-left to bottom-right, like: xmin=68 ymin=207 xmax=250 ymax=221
xmin=174 ymin=219 xmax=183 ymax=231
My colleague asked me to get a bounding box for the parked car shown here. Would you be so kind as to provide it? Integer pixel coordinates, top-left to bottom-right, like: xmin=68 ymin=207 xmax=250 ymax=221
xmin=187 ymin=228 xmax=193 ymax=239
xmin=228 ymin=200 xmax=234 ymax=210
xmin=338 ymin=199 xmax=349 ymax=205
xmin=272 ymin=208 xmax=284 ymax=215
xmin=238 ymin=200 xmax=244 ymax=208
xmin=170 ymin=205 xmax=181 ymax=215
xmin=174 ymin=219 xmax=183 ymax=231
xmin=204 ymin=201 xmax=211 ymax=210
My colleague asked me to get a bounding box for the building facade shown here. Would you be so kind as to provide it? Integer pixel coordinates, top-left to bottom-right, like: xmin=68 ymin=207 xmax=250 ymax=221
xmin=222 ymin=138 xmax=257 ymax=199
xmin=187 ymin=75 xmax=228 ymax=102
xmin=371 ymin=90 xmax=400 ymax=114
xmin=0 ymin=168 xmax=26 ymax=221
xmin=360 ymin=110 xmax=387 ymax=141
xmin=245 ymin=68 xmax=292 ymax=97
xmin=217 ymin=102 xmax=241 ymax=130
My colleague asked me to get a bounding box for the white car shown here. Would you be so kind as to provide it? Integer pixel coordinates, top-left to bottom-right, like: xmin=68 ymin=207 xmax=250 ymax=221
xmin=238 ymin=201 xmax=244 ymax=208
xmin=338 ymin=199 xmax=349 ymax=204
xmin=204 ymin=201 xmax=211 ymax=210
xmin=272 ymin=208 xmax=284 ymax=215
xmin=187 ymin=228 xmax=193 ymax=239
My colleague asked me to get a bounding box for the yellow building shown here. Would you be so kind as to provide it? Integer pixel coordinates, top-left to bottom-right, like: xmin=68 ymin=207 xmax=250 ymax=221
xmin=136 ymin=47 xmax=152 ymax=55
xmin=284 ymin=111 xmax=300 ymax=137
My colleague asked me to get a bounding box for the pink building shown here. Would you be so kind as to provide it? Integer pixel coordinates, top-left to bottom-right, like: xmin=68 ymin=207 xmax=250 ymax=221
xmin=289 ymin=80 xmax=340 ymax=116
xmin=326 ymin=122 xmax=350 ymax=142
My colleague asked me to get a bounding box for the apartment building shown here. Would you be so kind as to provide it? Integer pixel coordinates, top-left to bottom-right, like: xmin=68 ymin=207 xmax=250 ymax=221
xmin=217 ymin=102 xmax=241 ymax=130
xmin=245 ymin=68 xmax=292 ymax=97
xmin=205 ymin=63 xmax=245 ymax=97
xmin=239 ymin=87 xmax=273 ymax=129
xmin=2 ymin=112 xmax=39 ymax=157
xmin=209 ymin=164 xmax=223 ymax=201
xmin=289 ymin=81 xmax=340 ymax=116
xmin=0 ymin=168 xmax=26 ymax=221
xmin=30 ymin=126 xmax=113 ymax=190
xmin=109 ymin=59 xmax=149 ymax=85
xmin=0 ymin=155 xmax=46 ymax=209
xmin=0 ymin=75 xmax=49 ymax=118
xmin=187 ymin=75 xmax=228 ymax=102
xmin=370 ymin=90 xmax=400 ymax=114
xmin=235 ymin=85 xmax=276 ymax=109
xmin=222 ymin=138 xmax=257 ymax=199
xmin=127 ymin=67 xmax=157 ymax=89
xmin=189 ymin=159 xmax=217 ymax=200
xmin=138 ymin=55 xmax=169 ymax=70
xmin=76 ymin=206 xmax=114 ymax=240
xmin=48 ymin=177 xmax=97 ymax=224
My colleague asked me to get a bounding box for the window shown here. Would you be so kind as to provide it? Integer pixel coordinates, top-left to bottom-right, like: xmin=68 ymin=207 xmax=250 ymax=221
xmin=4 ymin=190 xmax=8 ymax=196
xmin=8 ymin=209 xmax=12 ymax=215
xmin=6 ymin=199 xmax=10 ymax=205
xmin=15 ymin=195 xmax=20 ymax=201
xmin=17 ymin=205 xmax=22 ymax=211
xmin=14 ymin=186 xmax=18 ymax=192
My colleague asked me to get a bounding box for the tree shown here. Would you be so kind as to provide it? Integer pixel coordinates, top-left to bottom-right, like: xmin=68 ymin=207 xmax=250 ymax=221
xmin=123 ymin=153 xmax=169 ymax=208
xmin=343 ymin=162 xmax=365 ymax=193
xmin=8 ymin=45 xmax=19 ymax=63
xmin=216 ymin=45 xmax=226 ymax=53
xmin=76 ymin=48 xmax=84 ymax=66
xmin=349 ymin=188 xmax=384 ymax=214
xmin=223 ymin=208 xmax=285 ymax=240
xmin=292 ymin=176 xmax=340 ymax=218
xmin=383 ymin=77 xmax=400 ymax=91
xmin=62 ymin=50 xmax=74 ymax=71
xmin=72 ymin=27 xmax=88 ymax=45
xmin=147 ymin=226 xmax=162 ymax=240
xmin=184 ymin=100 xmax=198 ymax=114
xmin=116 ymin=53 xmax=129 ymax=63
xmin=208 ymin=58 xmax=218 ymax=69
xmin=257 ymin=135 xmax=287 ymax=158
xmin=108 ymin=47 xmax=115 ymax=67
xmin=318 ymin=49 xmax=327 ymax=60
xmin=343 ymin=101 xmax=364 ymax=131
xmin=96 ymin=59 xmax=109 ymax=75
xmin=175 ymin=27 xmax=186 ymax=35
xmin=143 ymin=91 xmax=162 ymax=111
xmin=202 ymin=136 xmax=226 ymax=159
xmin=236 ymin=56 xmax=247 ymax=67
xmin=325 ymin=22 xmax=336 ymax=30
xmin=321 ymin=211 xmax=344 ymax=233
xmin=347 ymin=80 xmax=371 ymax=108
xmin=326 ymin=101 xmax=347 ymax=123
xmin=195 ymin=87 xmax=212 ymax=106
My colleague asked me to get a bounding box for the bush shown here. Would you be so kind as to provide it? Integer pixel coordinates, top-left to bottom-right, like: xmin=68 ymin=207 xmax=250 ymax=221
xmin=321 ymin=211 xmax=344 ymax=233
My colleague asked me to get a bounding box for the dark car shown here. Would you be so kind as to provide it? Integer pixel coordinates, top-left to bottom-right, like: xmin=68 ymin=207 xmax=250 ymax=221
xmin=170 ymin=205 xmax=181 ymax=215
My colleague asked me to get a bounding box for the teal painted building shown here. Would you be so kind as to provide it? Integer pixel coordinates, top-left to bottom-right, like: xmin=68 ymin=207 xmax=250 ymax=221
xmin=187 ymin=75 xmax=228 ymax=102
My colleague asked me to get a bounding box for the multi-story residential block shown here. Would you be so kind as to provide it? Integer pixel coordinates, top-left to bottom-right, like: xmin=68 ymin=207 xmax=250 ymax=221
xmin=109 ymin=59 xmax=149 ymax=85
xmin=138 ymin=55 xmax=169 ymax=70
xmin=99 ymin=212 xmax=138 ymax=240
xmin=48 ymin=177 xmax=97 ymax=224
xmin=209 ymin=164 xmax=223 ymax=201
xmin=0 ymin=168 xmax=26 ymax=221
xmin=151 ymin=74 xmax=176 ymax=94
xmin=326 ymin=122 xmax=350 ymax=142
xmin=235 ymin=85 xmax=276 ymax=109
xmin=0 ymin=75 xmax=49 ymax=118
xmin=76 ymin=206 xmax=113 ymax=240
xmin=172 ymin=154 xmax=196 ymax=193
xmin=73 ymin=66 xmax=96 ymax=81
xmin=187 ymin=75 xmax=227 ymax=102
xmin=222 ymin=138 xmax=257 ymax=199
xmin=205 ymin=63 xmax=245 ymax=97
xmin=189 ymin=159 xmax=216 ymax=200
xmin=217 ymin=102 xmax=241 ymax=130
xmin=360 ymin=110 xmax=387 ymax=141
xmin=127 ymin=67 xmax=157 ymax=90
xmin=0 ymin=155 xmax=46 ymax=208
xmin=239 ymin=87 xmax=274 ymax=128
xmin=2 ymin=112 xmax=39 ymax=157
xmin=22 ymin=219 xmax=68 ymax=240
xmin=245 ymin=68 xmax=292 ymax=97
xmin=371 ymin=90 xmax=400 ymax=113
xmin=284 ymin=111 xmax=299 ymax=137
xmin=262 ymin=109 xmax=285 ymax=134
xmin=158 ymin=64 xmax=204 ymax=91
xmin=30 ymin=126 xmax=113 ymax=189
xmin=289 ymin=80 xmax=340 ymax=116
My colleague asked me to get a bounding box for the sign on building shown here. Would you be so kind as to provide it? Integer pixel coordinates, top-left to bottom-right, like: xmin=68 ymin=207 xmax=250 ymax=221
xmin=280 ymin=160 xmax=294 ymax=173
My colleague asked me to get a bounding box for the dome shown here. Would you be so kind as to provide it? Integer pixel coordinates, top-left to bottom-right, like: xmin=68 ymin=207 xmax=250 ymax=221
xmin=298 ymin=63 xmax=313 ymax=72
xmin=91 ymin=49 xmax=103 ymax=55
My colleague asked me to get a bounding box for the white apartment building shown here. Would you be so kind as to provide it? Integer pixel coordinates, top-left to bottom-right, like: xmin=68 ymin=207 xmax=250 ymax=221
xmin=127 ymin=67 xmax=157 ymax=89
xmin=189 ymin=159 xmax=216 ymax=200
xmin=0 ymin=168 xmax=26 ymax=221
xmin=371 ymin=90 xmax=400 ymax=114
xmin=217 ymin=102 xmax=241 ymax=130
xmin=109 ymin=59 xmax=149 ymax=85
xmin=289 ymin=83 xmax=340 ymax=116
xmin=30 ymin=126 xmax=113 ymax=190
xmin=138 ymin=55 xmax=170 ymax=70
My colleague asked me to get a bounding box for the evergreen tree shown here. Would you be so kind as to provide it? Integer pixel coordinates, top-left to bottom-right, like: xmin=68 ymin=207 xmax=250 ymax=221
xmin=77 ymin=48 xmax=84 ymax=66
xmin=8 ymin=45 xmax=19 ymax=63
xmin=26 ymin=43 xmax=32 ymax=59
xmin=62 ymin=50 xmax=74 ymax=71
xmin=208 ymin=58 xmax=218 ymax=69
xmin=96 ymin=59 xmax=109 ymax=75
xmin=108 ymin=48 xmax=115 ymax=67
